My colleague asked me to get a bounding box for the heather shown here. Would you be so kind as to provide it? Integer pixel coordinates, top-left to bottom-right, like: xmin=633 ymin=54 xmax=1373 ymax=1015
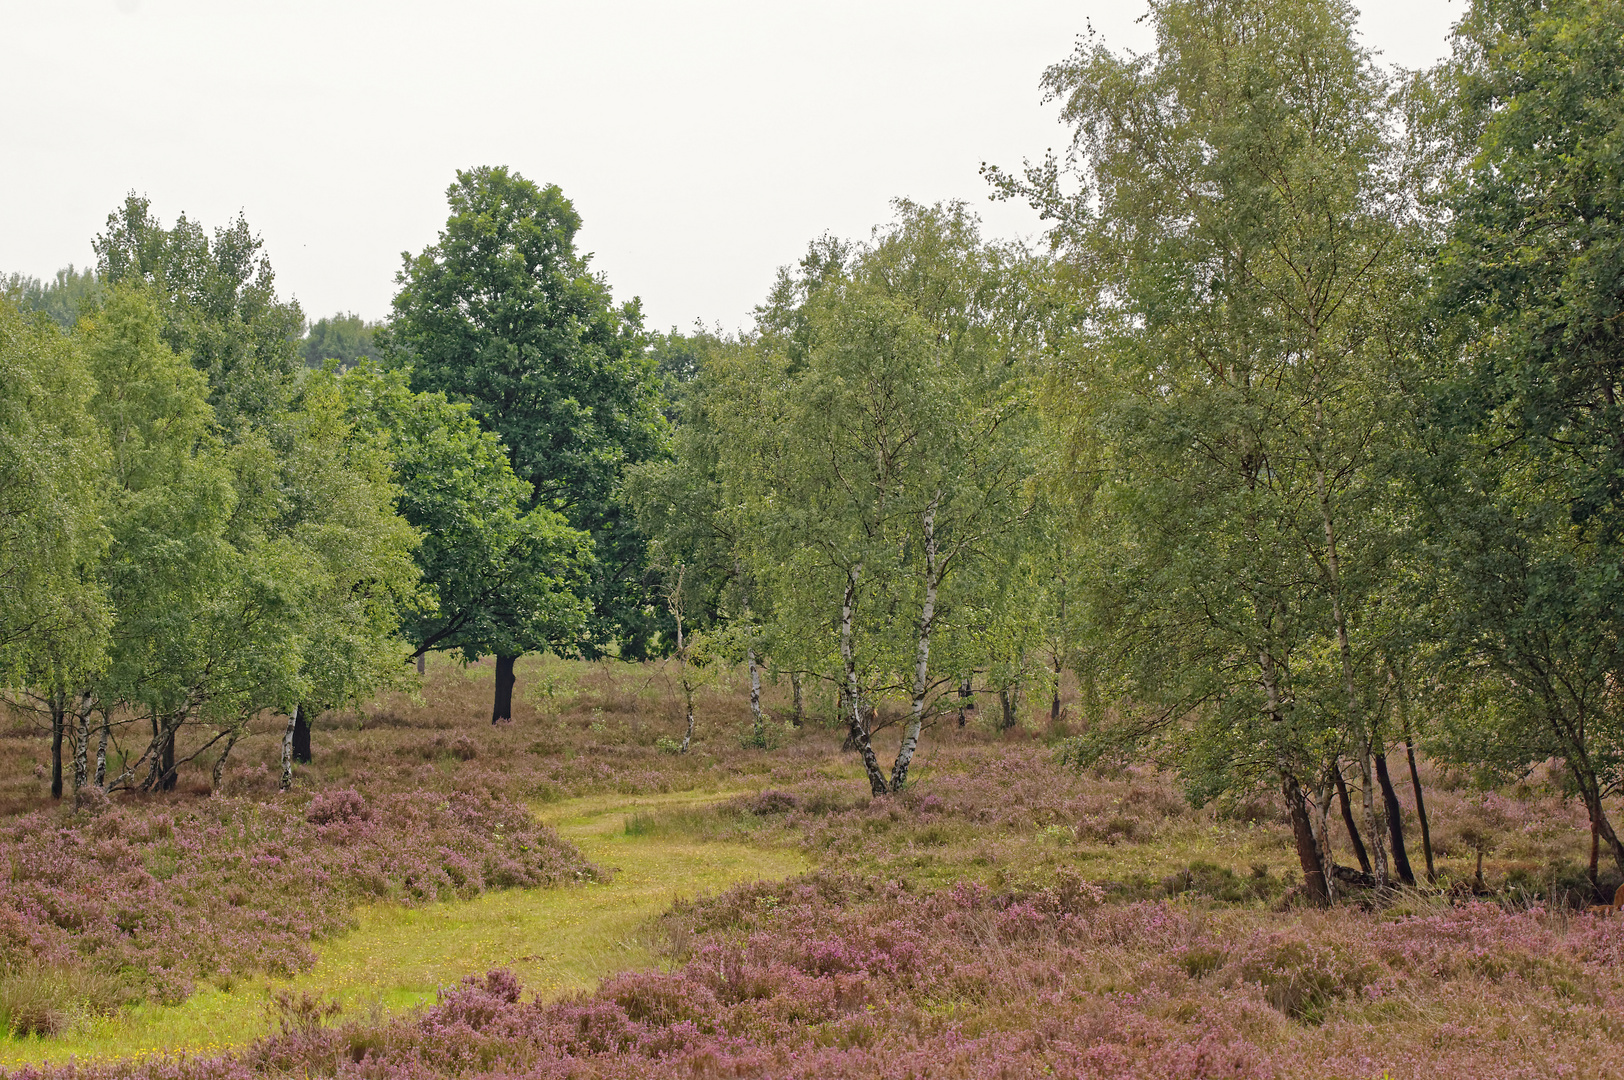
xmin=11 ymin=876 xmax=1624 ymax=1080
xmin=3 ymin=655 xmax=1624 ymax=1077
xmin=0 ymin=780 xmax=596 ymax=1026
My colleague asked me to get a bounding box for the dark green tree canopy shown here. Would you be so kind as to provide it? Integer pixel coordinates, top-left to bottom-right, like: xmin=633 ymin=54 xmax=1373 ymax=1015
xmin=388 ymin=166 xmax=667 ymax=655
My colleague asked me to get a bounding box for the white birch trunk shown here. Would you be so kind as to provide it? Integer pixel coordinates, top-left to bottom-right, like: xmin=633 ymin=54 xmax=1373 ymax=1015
xmin=841 ymin=565 xmax=890 ymax=796
xmin=891 ymin=493 xmax=939 ymax=791
xmin=280 ymin=706 xmax=298 ymax=791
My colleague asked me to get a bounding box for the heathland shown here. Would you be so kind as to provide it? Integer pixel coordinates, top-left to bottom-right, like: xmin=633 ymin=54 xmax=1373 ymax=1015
xmin=0 ymin=656 xmax=1621 ymax=1080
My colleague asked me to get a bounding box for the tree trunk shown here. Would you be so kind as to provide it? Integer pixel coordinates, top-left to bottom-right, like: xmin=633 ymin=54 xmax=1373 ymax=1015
xmin=958 ymin=678 xmax=972 ymax=727
xmin=280 ymin=707 xmax=298 ymax=791
xmin=492 ymin=654 xmax=518 ymax=724
xmin=1283 ymin=773 xmax=1330 ymax=906
xmin=1050 ymin=647 xmax=1063 ymax=725
xmin=1399 ymin=694 xmax=1436 ymax=882
xmin=1356 ymin=741 xmax=1389 ymax=886
xmin=840 ymin=566 xmax=889 ymax=797
xmin=213 ymin=730 xmax=239 ymax=792
xmin=1591 ymin=820 xmax=1602 ymax=891
xmin=1309 ymin=780 xmax=1337 ymax=897
xmin=72 ymin=699 xmax=89 ymax=799
xmin=292 ymin=707 xmax=313 ymax=764
xmin=747 ymin=646 xmax=765 ymax=746
xmin=159 ymin=717 xmax=178 ymax=791
xmin=791 ymin=673 xmax=804 ymax=727
xmin=1374 ymin=750 xmax=1415 ymax=885
xmin=998 ymin=687 xmax=1016 ymax=731
xmin=1578 ymin=779 xmax=1624 ymax=876
xmin=50 ymin=693 xmax=65 ymax=800
xmin=94 ymin=715 xmax=108 ymax=789
xmin=891 ymin=493 xmax=939 ymax=793
xmin=417 ymin=653 xmax=427 ymax=675
xmin=1333 ymin=763 xmax=1371 ymax=875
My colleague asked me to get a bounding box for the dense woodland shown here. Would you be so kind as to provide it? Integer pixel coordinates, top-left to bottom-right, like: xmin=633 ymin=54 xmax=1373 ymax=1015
xmin=3 ymin=0 xmax=1624 ymax=924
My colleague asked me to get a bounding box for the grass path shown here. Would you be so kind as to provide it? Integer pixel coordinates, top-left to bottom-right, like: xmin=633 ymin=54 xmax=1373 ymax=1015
xmin=0 ymin=789 xmax=809 ymax=1068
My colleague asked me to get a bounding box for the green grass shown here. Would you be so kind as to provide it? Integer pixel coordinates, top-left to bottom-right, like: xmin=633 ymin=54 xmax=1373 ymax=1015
xmin=0 ymin=789 xmax=810 ymax=1068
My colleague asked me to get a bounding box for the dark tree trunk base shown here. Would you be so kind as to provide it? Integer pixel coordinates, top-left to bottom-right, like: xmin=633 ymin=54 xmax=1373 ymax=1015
xmin=1374 ymin=752 xmax=1416 ymax=885
xmin=493 ymin=655 xmax=518 ymax=724
xmin=292 ymin=708 xmax=313 ymax=764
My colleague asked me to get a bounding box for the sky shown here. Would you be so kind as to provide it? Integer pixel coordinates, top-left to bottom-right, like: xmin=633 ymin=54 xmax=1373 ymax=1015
xmin=2 ymin=0 xmax=1461 ymax=335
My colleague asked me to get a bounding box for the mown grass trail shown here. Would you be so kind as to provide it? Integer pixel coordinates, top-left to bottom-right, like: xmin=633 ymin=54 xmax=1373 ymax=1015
xmin=0 ymin=789 xmax=808 ymax=1067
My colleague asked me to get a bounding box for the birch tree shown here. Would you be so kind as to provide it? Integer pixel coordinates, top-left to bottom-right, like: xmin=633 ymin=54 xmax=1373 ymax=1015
xmin=1012 ymin=0 xmax=1417 ymax=902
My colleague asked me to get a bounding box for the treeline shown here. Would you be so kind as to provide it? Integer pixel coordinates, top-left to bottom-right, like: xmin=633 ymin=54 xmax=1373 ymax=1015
xmin=1 ymin=172 xmax=662 ymax=799
xmin=3 ymin=0 xmax=1622 ymax=905
xmin=625 ymin=0 xmax=1624 ymax=904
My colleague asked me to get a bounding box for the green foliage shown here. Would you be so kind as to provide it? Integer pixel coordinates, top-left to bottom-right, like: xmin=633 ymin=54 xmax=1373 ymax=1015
xmin=301 ymin=313 xmax=383 ymax=369
xmin=94 ymin=194 xmax=304 ymax=434
xmin=0 ymin=300 xmax=110 ymax=690
xmin=388 ymin=166 xmax=667 ymax=657
xmin=340 ymin=365 xmax=591 ymax=664
xmin=1417 ymin=0 xmax=1624 ymax=863
xmin=1 ymin=266 xmax=102 ymax=331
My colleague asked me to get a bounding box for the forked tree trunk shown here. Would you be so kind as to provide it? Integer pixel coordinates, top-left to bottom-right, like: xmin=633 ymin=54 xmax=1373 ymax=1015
xmin=1283 ymin=773 xmax=1331 ymax=906
xmin=1374 ymin=749 xmax=1415 ymax=885
xmin=1398 ymin=690 xmax=1436 ymax=882
xmin=292 ymin=707 xmax=313 ymax=764
xmin=1333 ymin=763 xmax=1372 ymax=875
xmin=1578 ymin=779 xmax=1624 ymax=876
xmin=492 ymin=655 xmax=518 ymax=724
xmin=840 ymin=566 xmax=889 ymax=797
xmin=890 ymin=493 xmax=940 ymax=793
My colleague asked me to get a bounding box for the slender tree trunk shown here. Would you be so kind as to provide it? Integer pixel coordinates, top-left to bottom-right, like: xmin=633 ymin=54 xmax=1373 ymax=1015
xmin=791 ymin=673 xmax=804 ymax=727
xmin=292 ymin=706 xmax=313 ymax=764
xmin=492 ymin=655 xmax=518 ymax=724
xmin=1357 ymin=742 xmax=1389 ymax=886
xmin=50 ymin=693 xmax=65 ymax=800
xmin=1309 ymin=780 xmax=1337 ymax=895
xmin=1374 ymin=750 xmax=1415 ymax=885
xmin=1591 ymin=820 xmax=1602 ymax=891
xmin=72 ymin=698 xmax=89 ymax=798
xmin=1283 ymin=773 xmax=1331 ymax=906
xmin=94 ymin=715 xmax=108 ymax=789
xmin=958 ymin=678 xmax=972 ymax=727
xmin=212 ymin=730 xmax=239 ymax=792
xmin=1398 ymin=688 xmax=1435 ymax=882
xmin=417 ymin=653 xmax=427 ymax=675
xmin=840 ymin=565 xmax=889 ymax=797
xmin=891 ymin=494 xmax=939 ymax=792
xmin=280 ymin=707 xmax=298 ymax=791
xmin=998 ymin=687 xmax=1017 ymax=731
xmin=747 ymin=646 xmax=765 ymax=746
xmin=159 ymin=714 xmax=178 ymax=791
xmin=1333 ymin=763 xmax=1371 ymax=875
xmin=1050 ymin=647 xmax=1063 ymax=725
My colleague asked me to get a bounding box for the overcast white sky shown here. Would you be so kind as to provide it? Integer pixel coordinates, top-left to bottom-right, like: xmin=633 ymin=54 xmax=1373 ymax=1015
xmin=2 ymin=1 xmax=1460 ymax=334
